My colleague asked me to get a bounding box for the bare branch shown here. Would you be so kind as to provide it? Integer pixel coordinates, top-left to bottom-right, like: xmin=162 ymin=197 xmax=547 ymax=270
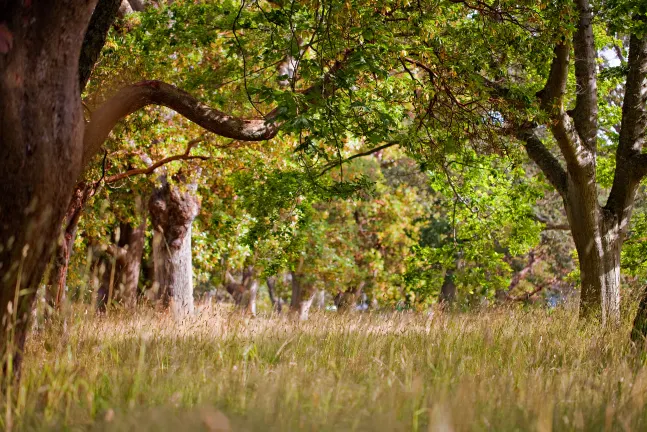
xmin=104 ymin=137 xmax=209 ymax=184
xmin=319 ymin=142 xmax=398 ymax=176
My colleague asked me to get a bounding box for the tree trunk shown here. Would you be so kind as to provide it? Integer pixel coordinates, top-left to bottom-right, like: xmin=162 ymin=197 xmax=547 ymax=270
xmin=266 ymin=276 xmax=282 ymax=312
xmin=566 ymin=184 xmax=622 ymax=325
xmin=632 ymin=285 xmax=647 ymax=345
xmin=247 ymin=279 xmax=259 ymax=316
xmin=0 ymin=2 xmax=97 ymax=376
xmin=290 ymin=272 xmax=314 ymax=320
xmin=114 ymin=217 xmax=146 ymax=309
xmin=149 ymin=174 xmax=200 ymax=317
xmin=439 ymin=269 xmax=457 ymax=306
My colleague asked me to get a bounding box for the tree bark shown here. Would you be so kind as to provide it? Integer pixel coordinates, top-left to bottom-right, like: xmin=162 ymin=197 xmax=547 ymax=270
xmin=439 ymin=269 xmax=457 ymax=306
xmin=150 ymin=173 xmax=200 ymax=317
xmin=266 ymin=276 xmax=282 ymax=312
xmin=290 ymin=272 xmax=315 ymax=320
xmin=0 ymin=1 xmax=97 ymax=376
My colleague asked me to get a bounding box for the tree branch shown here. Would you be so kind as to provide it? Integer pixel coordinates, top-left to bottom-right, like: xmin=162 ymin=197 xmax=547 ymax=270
xmin=83 ymin=50 xmax=353 ymax=167
xmin=571 ymin=0 xmax=598 ymax=151
xmin=104 ymin=137 xmax=209 ymax=184
xmin=519 ymin=129 xmax=568 ymax=196
xmin=318 ymin=142 xmax=398 ymax=176
xmin=79 ymin=0 xmax=122 ymax=93
xmin=605 ymin=30 xmax=647 ymax=220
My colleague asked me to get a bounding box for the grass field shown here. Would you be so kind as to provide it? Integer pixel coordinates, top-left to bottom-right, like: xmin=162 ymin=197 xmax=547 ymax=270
xmin=3 ymin=303 xmax=647 ymax=431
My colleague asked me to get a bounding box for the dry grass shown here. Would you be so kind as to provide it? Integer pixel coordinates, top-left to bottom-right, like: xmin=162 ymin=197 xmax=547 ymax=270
xmin=3 ymin=303 xmax=647 ymax=431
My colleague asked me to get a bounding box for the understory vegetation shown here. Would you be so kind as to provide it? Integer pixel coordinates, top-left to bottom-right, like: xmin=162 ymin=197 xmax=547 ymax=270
xmin=5 ymin=299 xmax=647 ymax=431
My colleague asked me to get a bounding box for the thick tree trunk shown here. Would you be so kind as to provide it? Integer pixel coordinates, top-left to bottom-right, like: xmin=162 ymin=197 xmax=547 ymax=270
xmin=0 ymin=2 xmax=96 ymax=376
xmin=566 ymin=184 xmax=622 ymax=325
xmin=150 ymin=174 xmax=199 ymax=317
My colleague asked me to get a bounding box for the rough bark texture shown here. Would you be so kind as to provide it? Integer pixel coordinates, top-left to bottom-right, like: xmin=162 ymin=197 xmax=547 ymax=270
xmin=0 ymin=1 xmax=97 ymax=376
xmin=150 ymin=174 xmax=200 ymax=317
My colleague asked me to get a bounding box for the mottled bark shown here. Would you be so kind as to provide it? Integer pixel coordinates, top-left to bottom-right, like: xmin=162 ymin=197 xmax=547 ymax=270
xmin=150 ymin=174 xmax=199 ymax=317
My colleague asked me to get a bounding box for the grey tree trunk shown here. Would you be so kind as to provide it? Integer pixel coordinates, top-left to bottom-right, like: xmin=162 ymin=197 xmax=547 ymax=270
xmin=150 ymin=174 xmax=200 ymax=317
xmin=565 ymin=183 xmax=622 ymax=325
xmin=247 ymin=279 xmax=259 ymax=316
xmin=266 ymin=276 xmax=283 ymax=312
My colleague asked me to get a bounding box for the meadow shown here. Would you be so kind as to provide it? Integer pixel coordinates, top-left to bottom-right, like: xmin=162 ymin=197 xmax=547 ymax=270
xmin=4 ymin=301 xmax=647 ymax=432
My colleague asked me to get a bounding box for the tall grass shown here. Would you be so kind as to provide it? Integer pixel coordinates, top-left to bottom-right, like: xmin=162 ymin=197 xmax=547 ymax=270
xmin=3 ymin=303 xmax=647 ymax=431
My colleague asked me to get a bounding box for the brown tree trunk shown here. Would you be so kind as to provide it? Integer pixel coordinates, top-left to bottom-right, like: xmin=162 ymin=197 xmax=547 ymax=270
xmin=631 ymin=285 xmax=647 ymax=345
xmin=290 ymin=272 xmax=315 ymax=320
xmin=150 ymin=174 xmax=199 ymax=317
xmin=439 ymin=269 xmax=456 ymax=306
xmin=0 ymin=2 xmax=96 ymax=376
xmin=266 ymin=276 xmax=282 ymax=312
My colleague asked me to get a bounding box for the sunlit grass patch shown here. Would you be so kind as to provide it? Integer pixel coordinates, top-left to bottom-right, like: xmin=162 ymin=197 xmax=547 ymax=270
xmin=4 ymin=304 xmax=647 ymax=431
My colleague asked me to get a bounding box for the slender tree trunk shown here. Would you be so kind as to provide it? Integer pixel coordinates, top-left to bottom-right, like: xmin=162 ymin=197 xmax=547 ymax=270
xmin=439 ymin=269 xmax=456 ymax=306
xmin=150 ymin=174 xmax=200 ymax=317
xmin=290 ymin=272 xmax=315 ymax=320
xmin=266 ymin=276 xmax=282 ymax=312
xmin=116 ymin=217 xmax=146 ymax=309
xmin=0 ymin=2 xmax=96 ymax=376
xmin=247 ymin=279 xmax=259 ymax=316
xmin=632 ymin=285 xmax=647 ymax=345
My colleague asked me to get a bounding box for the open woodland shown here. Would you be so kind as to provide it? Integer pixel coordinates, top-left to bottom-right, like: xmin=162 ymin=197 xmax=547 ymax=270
xmin=1 ymin=0 xmax=647 ymax=430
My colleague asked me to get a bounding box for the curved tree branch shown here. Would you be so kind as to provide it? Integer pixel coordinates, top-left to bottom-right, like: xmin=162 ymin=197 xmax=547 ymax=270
xmin=104 ymin=137 xmax=209 ymax=184
xmin=83 ymin=80 xmax=282 ymax=166
xmin=82 ymin=49 xmax=352 ymax=167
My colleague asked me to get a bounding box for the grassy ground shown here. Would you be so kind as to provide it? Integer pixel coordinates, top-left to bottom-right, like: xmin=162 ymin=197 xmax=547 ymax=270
xmin=3 ymin=303 xmax=647 ymax=431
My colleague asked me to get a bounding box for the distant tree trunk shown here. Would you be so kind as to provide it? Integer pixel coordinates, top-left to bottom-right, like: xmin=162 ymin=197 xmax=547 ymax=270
xmin=45 ymin=183 xmax=93 ymax=312
xmin=247 ymin=278 xmax=259 ymax=316
xmin=439 ymin=269 xmax=456 ymax=306
xmin=313 ymin=290 xmax=326 ymax=309
xmin=334 ymin=282 xmax=364 ymax=312
xmin=114 ymin=217 xmax=146 ymax=309
xmin=631 ymin=285 xmax=647 ymax=345
xmin=149 ymin=173 xmax=200 ymax=317
xmin=290 ymin=271 xmax=315 ymax=320
xmin=266 ymin=276 xmax=282 ymax=312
